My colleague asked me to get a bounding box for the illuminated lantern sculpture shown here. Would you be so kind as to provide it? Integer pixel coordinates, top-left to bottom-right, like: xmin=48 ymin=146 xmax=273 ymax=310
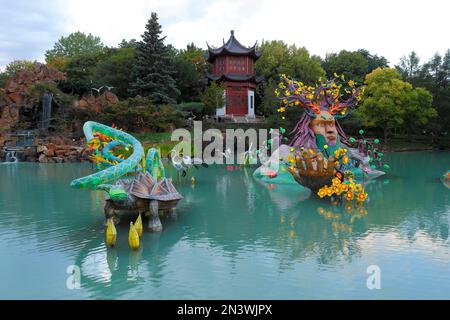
xmin=254 ymin=74 xmax=386 ymax=196
xmin=277 ymin=74 xmax=363 ymax=154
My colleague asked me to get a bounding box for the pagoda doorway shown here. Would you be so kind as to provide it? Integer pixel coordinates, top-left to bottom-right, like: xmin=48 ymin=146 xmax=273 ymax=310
xmin=227 ymin=86 xmax=247 ymax=115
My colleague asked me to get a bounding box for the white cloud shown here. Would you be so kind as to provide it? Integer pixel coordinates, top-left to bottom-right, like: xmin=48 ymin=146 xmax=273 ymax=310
xmin=1 ymin=0 xmax=449 ymax=68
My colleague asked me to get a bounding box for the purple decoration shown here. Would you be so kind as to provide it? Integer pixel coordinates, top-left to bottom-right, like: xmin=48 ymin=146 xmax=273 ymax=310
xmin=289 ymin=113 xmax=348 ymax=149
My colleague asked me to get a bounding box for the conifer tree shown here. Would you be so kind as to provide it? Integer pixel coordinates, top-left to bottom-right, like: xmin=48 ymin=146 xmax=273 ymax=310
xmin=129 ymin=12 xmax=180 ymax=104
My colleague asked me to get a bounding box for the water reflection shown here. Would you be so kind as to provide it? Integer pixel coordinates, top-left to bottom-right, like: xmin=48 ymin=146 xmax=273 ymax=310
xmin=0 ymin=152 xmax=449 ymax=299
xmin=41 ymin=159 xmax=450 ymax=298
xmin=316 ymin=204 xmax=368 ymax=234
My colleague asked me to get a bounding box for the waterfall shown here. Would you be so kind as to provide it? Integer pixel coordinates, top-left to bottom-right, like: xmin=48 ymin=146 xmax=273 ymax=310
xmin=5 ymin=151 xmax=18 ymax=163
xmin=41 ymin=92 xmax=53 ymax=130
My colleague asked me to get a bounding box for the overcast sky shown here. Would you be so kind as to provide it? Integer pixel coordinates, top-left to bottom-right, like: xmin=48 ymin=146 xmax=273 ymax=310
xmin=0 ymin=0 xmax=449 ymax=69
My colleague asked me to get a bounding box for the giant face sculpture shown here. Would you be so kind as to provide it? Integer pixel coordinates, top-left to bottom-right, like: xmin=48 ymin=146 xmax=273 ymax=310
xmin=275 ymin=74 xmax=364 ymax=152
xmin=288 ymin=111 xmax=346 ymax=152
xmin=309 ymin=111 xmax=338 ymax=146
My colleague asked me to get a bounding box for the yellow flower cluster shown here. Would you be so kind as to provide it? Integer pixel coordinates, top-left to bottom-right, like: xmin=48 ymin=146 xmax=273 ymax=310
xmin=356 ymin=86 xmax=366 ymax=102
xmin=332 ymin=148 xmax=349 ymax=165
xmin=317 ymin=177 xmax=368 ymax=203
xmin=275 ymin=74 xmax=365 ymax=115
xmin=333 ymin=148 xmax=348 ymax=158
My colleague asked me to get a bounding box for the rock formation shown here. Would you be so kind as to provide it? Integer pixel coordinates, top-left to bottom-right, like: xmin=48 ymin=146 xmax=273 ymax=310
xmin=74 ymin=90 xmax=119 ymax=113
xmin=0 ymin=63 xmax=65 ymax=108
xmin=0 ymin=63 xmax=66 ymax=146
xmin=34 ymin=135 xmax=91 ymax=163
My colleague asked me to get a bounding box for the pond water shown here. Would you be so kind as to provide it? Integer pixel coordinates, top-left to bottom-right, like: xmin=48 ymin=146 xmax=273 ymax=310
xmin=0 ymin=152 xmax=449 ymax=299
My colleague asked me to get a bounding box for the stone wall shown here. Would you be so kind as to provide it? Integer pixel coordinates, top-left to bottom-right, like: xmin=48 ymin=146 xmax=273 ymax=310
xmin=0 ymin=133 xmax=92 ymax=163
xmin=0 ymin=144 xmax=91 ymax=163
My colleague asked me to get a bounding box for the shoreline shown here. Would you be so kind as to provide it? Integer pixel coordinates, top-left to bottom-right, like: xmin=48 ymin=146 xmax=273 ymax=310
xmin=1 ymin=129 xmax=449 ymax=163
xmin=1 ymin=144 xmax=447 ymax=164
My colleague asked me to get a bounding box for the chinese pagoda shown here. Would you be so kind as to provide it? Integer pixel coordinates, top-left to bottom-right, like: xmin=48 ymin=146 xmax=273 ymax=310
xmin=206 ymin=30 xmax=263 ymax=118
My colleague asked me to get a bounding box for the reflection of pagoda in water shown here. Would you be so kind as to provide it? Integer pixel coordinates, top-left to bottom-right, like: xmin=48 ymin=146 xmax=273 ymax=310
xmin=206 ymin=30 xmax=263 ymax=118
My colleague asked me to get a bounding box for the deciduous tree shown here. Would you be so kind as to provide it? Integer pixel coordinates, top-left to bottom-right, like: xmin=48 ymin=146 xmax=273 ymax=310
xmin=200 ymin=81 xmax=225 ymax=115
xmin=255 ymin=40 xmax=324 ymax=84
xmin=45 ymin=32 xmax=106 ymax=64
xmin=396 ymin=51 xmax=420 ymax=82
xmin=174 ymin=43 xmax=207 ymax=102
xmin=322 ymin=50 xmax=368 ymax=84
xmin=94 ymin=47 xmax=135 ymax=99
xmin=360 ymin=68 xmax=436 ymax=141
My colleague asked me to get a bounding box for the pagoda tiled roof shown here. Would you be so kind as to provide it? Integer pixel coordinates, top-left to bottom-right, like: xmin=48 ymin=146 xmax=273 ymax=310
xmin=206 ymin=30 xmax=262 ymax=62
xmin=207 ymin=73 xmax=264 ymax=83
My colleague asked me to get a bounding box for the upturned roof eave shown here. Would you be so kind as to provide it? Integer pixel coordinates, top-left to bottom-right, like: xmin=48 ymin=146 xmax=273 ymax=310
xmin=206 ymin=73 xmax=264 ymax=83
xmin=206 ymin=30 xmax=262 ymax=62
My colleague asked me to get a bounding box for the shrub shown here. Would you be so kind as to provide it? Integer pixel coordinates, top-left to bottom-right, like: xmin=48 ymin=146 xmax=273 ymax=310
xmin=85 ymin=97 xmax=185 ymax=132
xmin=174 ymin=102 xmax=205 ymax=117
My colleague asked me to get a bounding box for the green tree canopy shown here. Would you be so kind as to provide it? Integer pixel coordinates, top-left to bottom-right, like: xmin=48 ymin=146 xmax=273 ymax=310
xmin=419 ymin=50 xmax=450 ymax=132
xmin=173 ymin=43 xmax=207 ymax=102
xmin=322 ymin=50 xmax=370 ymax=84
xmin=255 ymin=40 xmax=325 ymax=84
xmin=57 ymin=51 xmax=107 ymax=96
xmin=3 ymin=59 xmax=37 ymax=77
xmin=177 ymin=42 xmax=208 ymax=74
xmin=357 ymin=49 xmax=389 ymax=73
xmin=255 ymin=40 xmax=324 ymax=117
xmin=119 ymin=39 xmax=138 ymax=49
xmin=45 ymin=31 xmax=106 ymax=64
xmin=129 ymin=12 xmax=180 ymax=104
xmin=359 ymin=68 xmax=436 ymax=140
xmin=94 ymin=47 xmax=136 ymax=99
xmin=396 ymin=51 xmax=421 ymax=82
xmin=321 ymin=49 xmax=389 ymax=86
xmin=403 ymin=87 xmax=436 ymax=134
xmin=322 ymin=50 xmax=367 ymax=83
xmin=393 ymin=50 xmax=449 ymax=133
xmin=200 ymin=81 xmax=225 ymax=115
xmin=257 ymin=78 xmax=277 ymax=116
xmin=0 ymin=60 xmax=37 ymax=87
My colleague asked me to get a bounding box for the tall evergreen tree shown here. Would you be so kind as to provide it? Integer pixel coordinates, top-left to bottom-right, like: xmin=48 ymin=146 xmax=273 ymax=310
xmin=129 ymin=12 xmax=180 ymax=104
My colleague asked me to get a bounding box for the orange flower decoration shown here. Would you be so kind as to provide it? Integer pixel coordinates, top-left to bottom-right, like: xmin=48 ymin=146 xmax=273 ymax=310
xmin=332 ymin=177 xmax=341 ymax=186
xmin=345 ymin=191 xmax=354 ymax=201
xmin=317 ymin=188 xmax=327 ymax=198
xmin=339 ymin=183 xmax=349 ymax=193
xmin=356 ymin=192 xmax=368 ymax=202
xmin=326 ymin=187 xmax=334 ymax=196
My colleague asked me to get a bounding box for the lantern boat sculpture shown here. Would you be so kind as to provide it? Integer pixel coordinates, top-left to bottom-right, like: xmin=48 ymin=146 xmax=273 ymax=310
xmin=70 ymin=121 xmax=182 ymax=231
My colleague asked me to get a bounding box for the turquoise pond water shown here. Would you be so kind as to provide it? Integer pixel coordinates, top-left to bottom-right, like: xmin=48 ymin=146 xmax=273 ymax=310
xmin=0 ymin=152 xmax=449 ymax=299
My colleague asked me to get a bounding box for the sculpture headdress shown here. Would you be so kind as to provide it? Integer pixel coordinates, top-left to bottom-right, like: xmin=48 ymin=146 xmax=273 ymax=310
xmin=275 ymin=73 xmax=365 ymax=119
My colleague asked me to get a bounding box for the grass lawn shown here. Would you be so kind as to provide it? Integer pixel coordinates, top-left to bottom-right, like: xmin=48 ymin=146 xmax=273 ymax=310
xmin=132 ymin=132 xmax=179 ymax=157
